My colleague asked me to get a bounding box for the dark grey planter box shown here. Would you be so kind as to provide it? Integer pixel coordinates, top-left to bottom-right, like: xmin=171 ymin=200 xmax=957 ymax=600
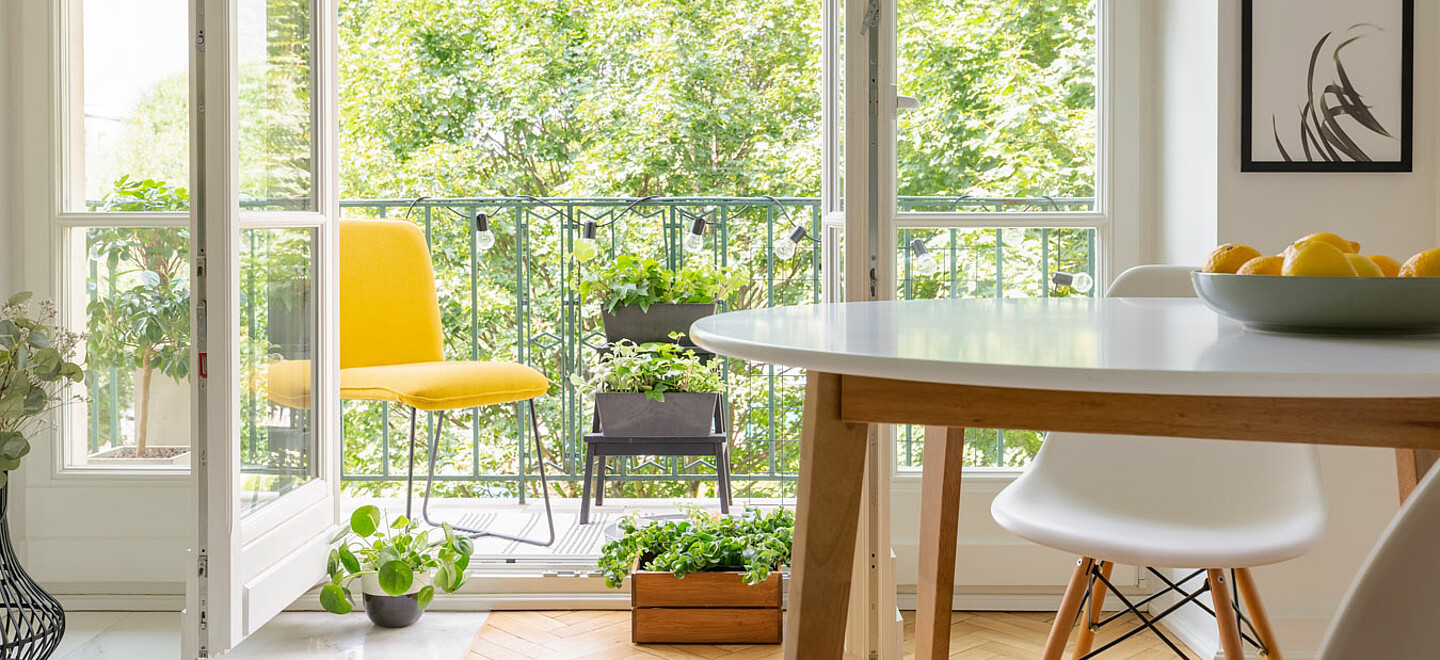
xmin=601 ymin=303 xmax=717 ymax=345
xmin=595 ymin=392 xmax=719 ymax=437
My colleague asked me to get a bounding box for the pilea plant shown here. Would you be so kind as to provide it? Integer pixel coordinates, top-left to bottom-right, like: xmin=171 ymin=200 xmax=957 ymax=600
xmin=320 ymin=505 xmax=475 ymax=614
xmin=572 ymin=338 xmax=722 ymax=402
xmin=579 ymin=255 xmax=745 ymax=313
xmin=597 ymin=506 xmax=794 ymax=588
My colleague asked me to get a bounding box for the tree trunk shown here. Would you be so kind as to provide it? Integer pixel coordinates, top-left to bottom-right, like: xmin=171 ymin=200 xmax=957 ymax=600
xmin=137 ymin=346 xmax=154 ymax=458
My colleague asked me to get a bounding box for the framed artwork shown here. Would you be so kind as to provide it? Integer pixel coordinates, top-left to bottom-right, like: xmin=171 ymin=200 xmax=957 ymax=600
xmin=1242 ymin=0 xmax=1413 ymax=172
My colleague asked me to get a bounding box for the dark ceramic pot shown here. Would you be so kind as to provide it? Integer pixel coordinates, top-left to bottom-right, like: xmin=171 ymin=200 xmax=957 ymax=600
xmin=594 ymin=391 xmax=719 ymax=437
xmin=601 ymin=302 xmax=717 ymax=345
xmin=362 ymin=592 xmax=423 ymax=628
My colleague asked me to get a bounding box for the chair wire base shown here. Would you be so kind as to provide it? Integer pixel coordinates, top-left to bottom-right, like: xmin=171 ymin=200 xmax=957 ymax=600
xmin=1074 ymin=566 xmax=1268 ymax=660
xmin=403 ymin=401 xmax=556 ymax=548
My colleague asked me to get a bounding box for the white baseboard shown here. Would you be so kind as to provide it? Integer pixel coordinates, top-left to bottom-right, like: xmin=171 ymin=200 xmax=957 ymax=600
xmin=56 ymin=594 xmax=185 ymax=611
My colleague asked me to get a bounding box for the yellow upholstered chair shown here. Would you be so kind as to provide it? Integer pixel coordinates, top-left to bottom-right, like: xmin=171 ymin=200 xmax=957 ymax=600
xmin=308 ymin=218 xmax=554 ymax=545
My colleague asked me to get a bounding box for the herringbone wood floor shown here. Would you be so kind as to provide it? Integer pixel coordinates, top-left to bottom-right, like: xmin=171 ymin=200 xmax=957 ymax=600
xmin=467 ymin=610 xmax=1201 ymax=660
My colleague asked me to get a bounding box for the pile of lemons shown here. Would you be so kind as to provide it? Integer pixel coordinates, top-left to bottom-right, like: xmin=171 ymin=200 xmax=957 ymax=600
xmin=1203 ymin=233 xmax=1440 ymax=278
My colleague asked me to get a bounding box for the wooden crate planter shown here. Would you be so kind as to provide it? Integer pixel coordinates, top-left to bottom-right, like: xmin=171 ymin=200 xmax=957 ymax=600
xmin=630 ymin=560 xmax=783 ymax=644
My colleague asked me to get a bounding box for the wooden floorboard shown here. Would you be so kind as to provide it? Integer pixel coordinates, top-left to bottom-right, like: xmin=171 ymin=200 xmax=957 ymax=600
xmin=468 ymin=611 xmax=1202 ymax=660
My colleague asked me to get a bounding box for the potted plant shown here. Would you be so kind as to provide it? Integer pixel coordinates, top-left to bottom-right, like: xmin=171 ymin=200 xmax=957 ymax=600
xmin=0 ymin=292 xmax=85 ymax=655
xmin=579 ymin=255 xmax=744 ymax=344
xmin=574 ymin=339 xmax=723 ymax=437
xmin=86 ymin=177 xmax=192 ymax=464
xmin=320 ymin=505 xmax=475 ymax=628
xmin=598 ymin=506 xmax=793 ymax=644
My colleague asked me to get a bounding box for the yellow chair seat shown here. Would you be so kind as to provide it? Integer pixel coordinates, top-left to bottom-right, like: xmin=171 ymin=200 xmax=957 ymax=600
xmin=263 ymin=360 xmax=549 ymax=412
xmin=340 ymin=361 xmax=549 ymax=411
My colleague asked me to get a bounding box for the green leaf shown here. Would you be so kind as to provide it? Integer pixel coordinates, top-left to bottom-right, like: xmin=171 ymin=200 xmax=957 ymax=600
xmin=338 ymin=546 xmax=360 ymax=573
xmin=350 ymin=505 xmax=381 ymax=537
xmin=416 ymin=585 xmax=435 ymax=610
xmin=5 ymin=292 xmax=33 ymax=306
xmin=326 ymin=549 xmax=341 ymax=577
xmin=378 ymin=560 xmax=414 ymax=596
xmin=390 ymin=515 xmax=410 ymax=529
xmin=319 ymin=583 xmax=353 ymax=614
xmin=434 ymin=562 xmax=456 ymax=594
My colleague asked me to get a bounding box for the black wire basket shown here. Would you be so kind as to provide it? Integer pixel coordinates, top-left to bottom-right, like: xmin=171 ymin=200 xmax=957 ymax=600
xmin=0 ymin=486 xmax=64 ymax=659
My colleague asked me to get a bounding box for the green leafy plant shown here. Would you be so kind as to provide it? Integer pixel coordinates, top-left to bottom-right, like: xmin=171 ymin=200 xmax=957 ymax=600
xmin=86 ymin=178 xmax=191 ymax=458
xmin=572 ymin=339 xmax=722 ymax=402
xmin=598 ymin=506 xmax=793 ymax=588
xmin=320 ymin=505 xmax=475 ymax=614
xmin=0 ymin=293 xmax=85 ymax=487
xmin=579 ymin=255 xmax=745 ymax=313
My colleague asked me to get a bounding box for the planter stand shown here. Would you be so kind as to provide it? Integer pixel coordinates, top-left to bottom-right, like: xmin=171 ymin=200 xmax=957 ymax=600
xmin=580 ymin=398 xmax=732 ymax=525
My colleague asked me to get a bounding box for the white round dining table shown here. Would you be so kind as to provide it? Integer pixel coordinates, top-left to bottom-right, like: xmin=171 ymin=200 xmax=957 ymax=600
xmin=691 ymin=297 xmax=1440 ymax=660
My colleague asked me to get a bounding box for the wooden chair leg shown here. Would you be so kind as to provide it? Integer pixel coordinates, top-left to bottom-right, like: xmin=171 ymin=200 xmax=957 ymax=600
xmin=1043 ymin=557 xmax=1095 ymax=660
xmin=1234 ymin=568 xmax=1282 ymax=660
xmin=1072 ymin=560 xmax=1113 ymax=659
xmin=1209 ymin=569 xmax=1245 ymax=660
xmin=915 ymin=426 xmax=965 ymax=660
xmin=783 ymin=372 xmax=870 ymax=660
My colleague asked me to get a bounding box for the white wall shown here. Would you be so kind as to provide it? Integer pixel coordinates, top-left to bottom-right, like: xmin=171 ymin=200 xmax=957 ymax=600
xmin=1148 ymin=1 xmax=1433 ymax=657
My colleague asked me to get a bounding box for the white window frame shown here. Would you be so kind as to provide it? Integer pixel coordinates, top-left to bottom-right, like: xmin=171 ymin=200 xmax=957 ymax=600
xmin=883 ymin=0 xmax=1144 ymax=482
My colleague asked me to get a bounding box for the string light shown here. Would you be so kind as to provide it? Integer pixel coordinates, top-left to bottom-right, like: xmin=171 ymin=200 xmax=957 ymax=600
xmin=474 ymin=212 xmax=495 ymax=252
xmin=908 ymin=238 xmax=939 ymax=277
xmin=1052 ymin=271 xmax=1094 ymax=294
xmin=684 ymin=217 xmax=707 ymax=253
xmin=773 ymin=225 xmax=807 ymax=260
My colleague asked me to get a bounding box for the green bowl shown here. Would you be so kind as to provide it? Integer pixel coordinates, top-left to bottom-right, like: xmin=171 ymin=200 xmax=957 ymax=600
xmin=1191 ymin=272 xmax=1440 ymax=335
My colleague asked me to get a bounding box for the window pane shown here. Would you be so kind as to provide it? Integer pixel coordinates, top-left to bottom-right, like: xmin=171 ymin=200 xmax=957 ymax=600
xmin=239 ymin=0 xmax=315 ymax=210
xmin=240 ymin=228 xmax=318 ymax=513
xmin=78 ymin=0 xmax=190 ymax=211
xmin=77 ymin=227 xmax=192 ymax=468
xmin=894 ymin=226 xmax=1095 ymax=469
xmin=896 ymin=0 xmax=1097 ymax=209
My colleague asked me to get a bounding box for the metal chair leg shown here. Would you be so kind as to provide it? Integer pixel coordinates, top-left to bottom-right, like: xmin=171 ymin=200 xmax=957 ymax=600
xmin=580 ymin=443 xmax=595 ymax=525
xmin=418 ymin=401 xmax=556 ymax=547
xmin=404 ymin=406 xmax=418 ymax=519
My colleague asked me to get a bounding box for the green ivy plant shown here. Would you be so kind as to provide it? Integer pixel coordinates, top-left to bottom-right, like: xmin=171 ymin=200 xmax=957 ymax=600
xmin=598 ymin=506 xmax=794 ymax=588
xmin=320 ymin=505 xmax=475 ymax=614
xmin=579 ymin=255 xmax=745 ymax=313
xmin=572 ymin=339 xmax=722 ymax=402
xmin=0 ymin=293 xmax=85 ymax=488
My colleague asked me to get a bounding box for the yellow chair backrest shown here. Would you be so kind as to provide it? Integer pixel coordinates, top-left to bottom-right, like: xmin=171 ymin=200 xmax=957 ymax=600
xmin=340 ymin=219 xmax=445 ymax=369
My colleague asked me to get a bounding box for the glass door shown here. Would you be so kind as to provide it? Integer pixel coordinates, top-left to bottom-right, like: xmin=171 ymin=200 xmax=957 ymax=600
xmin=185 ymin=0 xmax=341 ymax=656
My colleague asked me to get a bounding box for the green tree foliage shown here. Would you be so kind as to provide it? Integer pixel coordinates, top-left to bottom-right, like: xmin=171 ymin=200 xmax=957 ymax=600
xmin=337 ymin=0 xmax=821 ymax=198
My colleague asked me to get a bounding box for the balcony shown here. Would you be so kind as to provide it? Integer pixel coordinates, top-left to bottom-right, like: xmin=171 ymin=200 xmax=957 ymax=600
xmin=82 ymin=194 xmax=1096 ymax=548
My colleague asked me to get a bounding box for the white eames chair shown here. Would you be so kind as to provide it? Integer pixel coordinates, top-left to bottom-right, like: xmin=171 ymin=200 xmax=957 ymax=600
xmin=1315 ymin=463 xmax=1440 ymax=659
xmin=990 ymin=265 xmax=1328 ymax=660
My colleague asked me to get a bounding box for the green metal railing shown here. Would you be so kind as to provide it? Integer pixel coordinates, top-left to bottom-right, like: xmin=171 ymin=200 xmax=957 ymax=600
xmin=82 ymin=195 xmax=1096 ymax=491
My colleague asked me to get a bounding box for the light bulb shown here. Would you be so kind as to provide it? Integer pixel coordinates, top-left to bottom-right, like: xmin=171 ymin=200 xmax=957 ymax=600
xmin=474 ymin=212 xmax=495 ymax=252
xmin=1003 ymin=227 xmax=1025 ymax=246
xmin=908 ymin=238 xmax=940 ymax=277
xmin=684 ymin=217 xmax=706 ymax=253
xmin=1052 ymin=271 xmax=1094 ymax=294
xmin=772 ymin=225 xmax=807 ymax=260
xmin=575 ymin=219 xmax=599 ymax=262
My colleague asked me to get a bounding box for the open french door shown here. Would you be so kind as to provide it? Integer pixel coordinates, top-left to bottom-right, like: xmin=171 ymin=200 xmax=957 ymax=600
xmin=184 ymin=0 xmax=342 ymax=656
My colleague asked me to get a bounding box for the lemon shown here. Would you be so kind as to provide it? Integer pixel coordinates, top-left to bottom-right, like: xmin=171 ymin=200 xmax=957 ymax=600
xmin=1366 ymin=254 xmax=1403 ymax=277
xmin=1203 ymin=243 xmax=1263 ymax=274
xmin=1399 ymin=249 xmax=1440 ymax=277
xmin=1346 ymin=254 xmax=1384 ymax=277
xmin=1236 ymin=255 xmax=1283 ymax=276
xmin=1282 ymin=240 xmax=1359 ymax=277
xmin=1294 ymin=232 xmax=1360 ymax=254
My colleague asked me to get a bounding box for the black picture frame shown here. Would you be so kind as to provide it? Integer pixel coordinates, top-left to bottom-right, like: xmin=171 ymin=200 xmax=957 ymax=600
xmin=1241 ymin=0 xmax=1414 ymax=172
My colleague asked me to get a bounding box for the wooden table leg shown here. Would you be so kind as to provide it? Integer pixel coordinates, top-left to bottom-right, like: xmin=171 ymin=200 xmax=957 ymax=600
xmin=915 ymin=426 xmax=965 ymax=660
xmin=1395 ymin=449 xmax=1440 ymax=503
xmin=784 ymin=372 xmax=871 ymax=660
xmin=1209 ymin=569 xmax=1245 ymax=660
